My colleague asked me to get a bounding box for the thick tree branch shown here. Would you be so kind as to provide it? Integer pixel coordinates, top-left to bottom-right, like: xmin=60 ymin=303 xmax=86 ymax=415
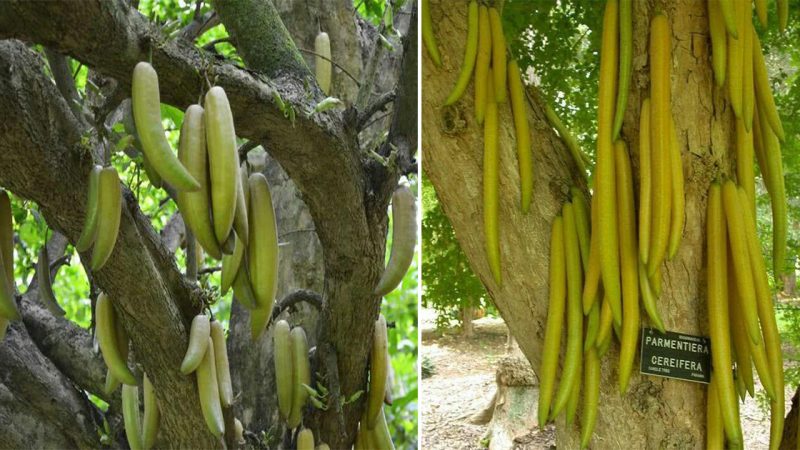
xmin=0 ymin=0 xmax=368 ymax=265
xmin=357 ymin=90 xmax=396 ymax=130
xmin=0 ymin=321 xmax=103 ymax=449
xmin=44 ymin=47 xmax=85 ymax=123
xmin=0 ymin=40 xmax=217 ymax=448
xmin=212 ymin=0 xmax=310 ymax=79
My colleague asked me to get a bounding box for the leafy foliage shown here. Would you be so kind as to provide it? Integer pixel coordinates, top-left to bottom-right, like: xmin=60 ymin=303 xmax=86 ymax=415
xmin=421 ymin=174 xmax=490 ymax=330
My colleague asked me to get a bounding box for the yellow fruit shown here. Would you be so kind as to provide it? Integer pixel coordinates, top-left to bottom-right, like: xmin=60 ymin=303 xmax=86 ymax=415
xmin=176 ymin=104 xmax=222 ymax=260
xmin=91 ymin=167 xmax=122 ymax=271
xmin=204 ymin=86 xmax=239 ymax=245
xmin=444 ymin=1 xmax=479 ymax=105
xmin=131 ymin=62 xmax=199 ymax=191
xmin=180 ymin=314 xmax=211 ymax=375
xmin=314 ymin=32 xmax=332 ymax=94
xmin=508 ymin=60 xmax=533 ymax=213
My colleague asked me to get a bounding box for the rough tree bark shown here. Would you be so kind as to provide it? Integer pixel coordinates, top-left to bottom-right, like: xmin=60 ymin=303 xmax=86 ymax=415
xmin=423 ymin=0 xmax=742 ymax=448
xmin=0 ymin=0 xmax=416 ymax=448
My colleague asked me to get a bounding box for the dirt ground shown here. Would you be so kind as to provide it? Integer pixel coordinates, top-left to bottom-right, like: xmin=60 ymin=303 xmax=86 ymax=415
xmin=420 ymin=307 xmax=791 ymax=450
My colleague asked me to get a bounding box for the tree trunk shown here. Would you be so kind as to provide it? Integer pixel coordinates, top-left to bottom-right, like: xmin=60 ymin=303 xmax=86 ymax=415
xmin=422 ymin=0 xmax=732 ymax=447
xmin=0 ymin=0 xmax=417 ymax=447
xmin=462 ymin=305 xmax=474 ymax=337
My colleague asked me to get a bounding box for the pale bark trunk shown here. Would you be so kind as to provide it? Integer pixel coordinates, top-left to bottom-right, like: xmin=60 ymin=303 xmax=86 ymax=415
xmin=422 ymin=0 xmax=733 ymax=447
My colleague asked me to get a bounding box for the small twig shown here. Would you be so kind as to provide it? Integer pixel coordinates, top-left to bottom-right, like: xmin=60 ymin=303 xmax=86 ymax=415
xmin=185 ymin=230 xmax=198 ymax=283
xmin=202 ymin=37 xmax=231 ymax=52
xmin=271 ymin=289 xmax=323 ymax=320
xmin=361 ymin=112 xmax=391 ymax=131
xmin=357 ymin=90 xmax=396 ymax=129
xmin=237 ymin=140 xmax=260 ymax=160
xmin=180 ymin=10 xmax=219 ymax=41
xmin=297 ymin=48 xmax=361 ymax=87
xmin=198 ymin=266 xmax=221 ymax=275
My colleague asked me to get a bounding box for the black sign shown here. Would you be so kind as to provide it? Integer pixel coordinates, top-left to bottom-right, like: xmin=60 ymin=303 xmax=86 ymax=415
xmin=640 ymin=328 xmax=711 ymax=384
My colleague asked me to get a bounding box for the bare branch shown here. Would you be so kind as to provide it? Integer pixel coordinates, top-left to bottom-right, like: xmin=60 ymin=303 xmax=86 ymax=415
xmin=357 ymin=90 xmax=396 ymax=130
xmin=271 ymin=289 xmax=323 ymax=320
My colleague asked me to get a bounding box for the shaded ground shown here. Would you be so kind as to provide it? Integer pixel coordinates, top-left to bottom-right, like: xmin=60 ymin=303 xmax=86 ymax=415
xmin=420 ymin=308 xmax=556 ymax=450
xmin=420 ymin=307 xmax=789 ymax=449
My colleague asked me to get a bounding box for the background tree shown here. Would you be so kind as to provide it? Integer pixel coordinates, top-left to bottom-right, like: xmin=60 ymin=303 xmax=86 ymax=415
xmin=423 ymin=0 xmax=799 ymax=448
xmin=0 ymin=0 xmax=417 ymax=448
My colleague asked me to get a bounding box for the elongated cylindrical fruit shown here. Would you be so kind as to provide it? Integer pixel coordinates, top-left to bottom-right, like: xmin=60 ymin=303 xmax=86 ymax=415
xmin=707 ymin=376 xmax=724 ymax=450
xmin=584 ymin=300 xmax=600 ymax=351
xmin=707 ymin=182 xmax=743 ymax=446
xmin=444 ymin=1 xmax=479 ymax=105
xmin=232 ymin=162 xmax=249 ymax=247
xmin=370 ymin=407 xmax=396 ymax=450
xmin=76 ymin=165 xmax=102 ymax=252
xmin=421 ymin=0 xmax=441 ymax=67
xmin=104 ymin=316 xmax=131 ymax=395
xmin=91 ymin=167 xmax=122 ymax=271
xmin=638 ymin=99 xmax=652 ymax=264
xmin=595 ymin=297 xmax=613 ymax=356
xmin=367 ymin=314 xmax=389 ymax=429
xmin=122 ymin=384 xmax=144 ymax=450
xmin=210 ymin=320 xmax=233 ymax=407
xmin=297 ymin=428 xmax=315 ymax=450
xmin=36 ymin=245 xmax=66 ymax=316
xmin=708 ymin=0 xmax=727 ymax=87
xmin=374 ymin=186 xmax=418 ymax=295
xmin=579 ymin=347 xmax=600 ymax=449
xmin=131 ymin=62 xmax=200 ymax=192
xmin=247 ymin=173 xmax=279 ymax=313
xmin=287 ymin=327 xmax=310 ymax=429
xmin=205 ymin=86 xmax=238 ymax=245
xmin=196 ymin=336 xmax=225 ymax=436
xmin=474 ymin=5 xmax=491 ymax=124
xmin=570 ymin=188 xmax=590 ymax=272
xmin=721 ymin=181 xmax=761 ymax=345
xmin=96 ymin=292 xmax=136 ymax=385
xmin=735 ymin=118 xmax=756 ymax=214
xmin=615 ymin=141 xmax=639 ymax=393
xmin=538 ymin=216 xmax=565 ymax=427
xmin=612 ymin=0 xmax=632 ymax=140
xmin=777 ymin=0 xmax=787 ymax=32
xmin=234 ymin=418 xmax=244 ymax=444
xmin=595 ymin=0 xmax=621 ymax=322
xmin=737 ymin=187 xmax=777 ymax=400
xmin=483 ymin=69 xmax=501 ymax=285
xmin=718 ymin=0 xmax=737 ymax=37
xmin=648 ymin=13 xmax=672 ymax=277
xmin=729 ymin=270 xmax=755 ymax=397
xmin=565 ymin=347 xmax=581 ymax=426
xmin=757 ymin=106 xmax=787 ymax=278
xmin=508 ymin=60 xmax=533 ymax=213
xmin=180 ymin=314 xmax=211 ymax=374
xmin=742 ymin=18 xmax=754 ymax=131
xmin=176 ymin=104 xmax=222 ymax=260
xmin=316 ymin=443 xmax=331 ymax=450
xmin=232 ymin=265 xmax=258 ymax=310
xmin=551 ymin=203 xmax=583 ymax=418
xmin=753 ymin=32 xmax=785 ymax=141
xmin=582 ymin=195 xmax=600 ymax=314
xmin=142 ymin=372 xmax=160 ymax=450
xmin=488 ymin=7 xmax=506 ymax=102
xmin=667 ymin=117 xmax=685 ymax=259
xmin=315 ymin=32 xmax=332 ymax=95
xmin=638 ymin=261 xmax=665 ymax=332
xmin=220 ymin=235 xmax=245 ymax=296
xmin=726 ymin=2 xmax=743 ymax=118
xmin=274 ymin=319 xmax=294 ymax=421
